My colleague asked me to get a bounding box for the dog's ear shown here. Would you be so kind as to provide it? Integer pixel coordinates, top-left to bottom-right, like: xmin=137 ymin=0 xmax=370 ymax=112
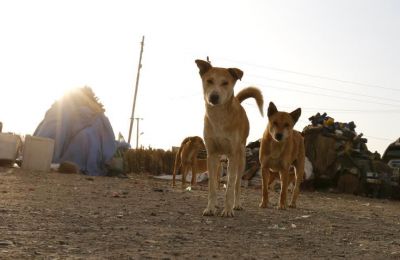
xmin=228 ymin=68 xmax=243 ymax=81
xmin=195 ymin=60 xmax=212 ymax=77
xmin=290 ymin=108 xmax=301 ymax=125
xmin=267 ymin=102 xmax=278 ymax=118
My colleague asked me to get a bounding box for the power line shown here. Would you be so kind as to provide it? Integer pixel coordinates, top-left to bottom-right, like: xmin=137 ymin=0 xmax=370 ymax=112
xmin=246 ymin=75 xmax=400 ymax=104
xmin=278 ymin=106 xmax=400 ymax=114
xmin=246 ymin=82 xmax=400 ymax=108
xmin=216 ymin=57 xmax=400 ymax=92
xmin=243 ymin=102 xmax=400 ymax=114
xmin=364 ymin=135 xmax=394 ymax=142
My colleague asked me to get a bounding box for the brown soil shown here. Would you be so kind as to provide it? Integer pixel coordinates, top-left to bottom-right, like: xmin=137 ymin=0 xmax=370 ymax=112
xmin=1 ymin=167 xmax=400 ymax=259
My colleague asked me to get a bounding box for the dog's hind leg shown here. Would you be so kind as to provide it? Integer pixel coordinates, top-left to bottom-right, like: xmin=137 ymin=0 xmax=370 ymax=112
xmin=234 ymin=150 xmax=246 ymax=210
xmin=202 ymin=154 xmax=219 ymax=216
xmin=181 ymin=164 xmax=189 ymax=189
xmin=216 ymin=163 xmax=221 ymax=189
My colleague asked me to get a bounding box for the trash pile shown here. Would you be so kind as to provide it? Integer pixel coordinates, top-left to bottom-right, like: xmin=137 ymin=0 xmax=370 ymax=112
xmin=303 ymin=112 xmax=399 ymax=199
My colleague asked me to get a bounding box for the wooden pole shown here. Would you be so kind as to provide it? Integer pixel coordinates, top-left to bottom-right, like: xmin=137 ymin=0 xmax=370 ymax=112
xmin=135 ymin=117 xmax=143 ymax=149
xmin=128 ymin=36 xmax=145 ymax=145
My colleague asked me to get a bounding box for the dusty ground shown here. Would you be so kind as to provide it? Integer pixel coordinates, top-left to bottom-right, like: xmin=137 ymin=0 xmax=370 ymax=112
xmin=1 ymin=167 xmax=400 ymax=259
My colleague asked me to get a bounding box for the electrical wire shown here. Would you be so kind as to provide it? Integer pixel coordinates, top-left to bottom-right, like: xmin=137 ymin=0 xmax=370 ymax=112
xmin=215 ymin=57 xmax=400 ymax=92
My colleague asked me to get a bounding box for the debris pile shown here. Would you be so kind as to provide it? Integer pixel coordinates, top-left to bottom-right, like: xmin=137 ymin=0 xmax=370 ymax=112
xmin=303 ymin=112 xmax=399 ymax=198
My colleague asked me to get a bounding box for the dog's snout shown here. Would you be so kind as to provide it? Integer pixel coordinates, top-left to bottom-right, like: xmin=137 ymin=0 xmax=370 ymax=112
xmin=209 ymin=93 xmax=219 ymax=105
xmin=275 ymin=133 xmax=283 ymax=141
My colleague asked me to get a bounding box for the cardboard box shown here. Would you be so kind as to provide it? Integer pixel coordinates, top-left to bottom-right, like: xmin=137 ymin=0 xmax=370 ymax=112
xmin=22 ymin=135 xmax=55 ymax=172
xmin=0 ymin=133 xmax=22 ymax=163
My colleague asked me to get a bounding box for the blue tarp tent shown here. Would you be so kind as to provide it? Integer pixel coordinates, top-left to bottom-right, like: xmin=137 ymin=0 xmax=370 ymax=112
xmin=34 ymin=87 xmax=117 ymax=176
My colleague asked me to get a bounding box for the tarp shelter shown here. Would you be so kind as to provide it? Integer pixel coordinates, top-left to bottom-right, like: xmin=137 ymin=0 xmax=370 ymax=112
xmin=33 ymin=87 xmax=116 ymax=176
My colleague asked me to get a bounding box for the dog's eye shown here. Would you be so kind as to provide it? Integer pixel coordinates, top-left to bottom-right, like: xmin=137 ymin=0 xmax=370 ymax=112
xmin=284 ymin=123 xmax=290 ymax=128
xmin=221 ymin=81 xmax=229 ymax=86
xmin=206 ymin=79 xmax=214 ymax=85
xmin=273 ymin=122 xmax=278 ymax=127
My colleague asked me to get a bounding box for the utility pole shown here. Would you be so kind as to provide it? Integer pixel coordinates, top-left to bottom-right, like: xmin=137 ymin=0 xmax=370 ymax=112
xmin=128 ymin=35 xmax=145 ymax=145
xmin=135 ymin=117 xmax=143 ymax=149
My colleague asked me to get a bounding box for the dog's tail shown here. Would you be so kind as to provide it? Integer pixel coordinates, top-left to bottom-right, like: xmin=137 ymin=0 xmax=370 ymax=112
xmin=236 ymin=87 xmax=264 ymax=116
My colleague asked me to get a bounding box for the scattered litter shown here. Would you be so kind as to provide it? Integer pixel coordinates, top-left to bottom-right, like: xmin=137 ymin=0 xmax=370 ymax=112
xmin=0 ymin=240 xmax=13 ymax=246
xmin=268 ymin=224 xmax=286 ymax=230
xmin=362 ymin=203 xmax=370 ymax=206
xmin=291 ymin=224 xmax=297 ymax=228
xmin=185 ymin=186 xmax=192 ymax=192
xmin=295 ymin=215 xmax=311 ymax=220
xmin=154 ymin=171 xmax=210 ymax=183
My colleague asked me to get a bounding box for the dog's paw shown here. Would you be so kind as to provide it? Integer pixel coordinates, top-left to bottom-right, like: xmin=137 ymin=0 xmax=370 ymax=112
xmin=202 ymin=207 xmax=217 ymax=216
xmin=277 ymin=204 xmax=287 ymax=210
xmin=220 ymin=208 xmax=235 ymax=217
xmin=259 ymin=200 xmax=269 ymax=208
xmin=289 ymin=203 xmax=297 ymax=208
xmin=234 ymin=204 xmax=244 ymax=211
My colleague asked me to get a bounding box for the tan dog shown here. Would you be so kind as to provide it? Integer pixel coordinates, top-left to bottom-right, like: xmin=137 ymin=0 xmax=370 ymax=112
xmin=172 ymin=136 xmax=206 ymax=188
xmin=259 ymin=102 xmax=305 ymax=209
xmin=195 ymin=59 xmax=264 ymax=217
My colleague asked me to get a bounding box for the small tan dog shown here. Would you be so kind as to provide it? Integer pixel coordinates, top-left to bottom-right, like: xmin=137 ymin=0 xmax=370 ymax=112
xmin=195 ymin=59 xmax=263 ymax=217
xmin=259 ymin=102 xmax=305 ymax=209
xmin=172 ymin=136 xmax=206 ymax=188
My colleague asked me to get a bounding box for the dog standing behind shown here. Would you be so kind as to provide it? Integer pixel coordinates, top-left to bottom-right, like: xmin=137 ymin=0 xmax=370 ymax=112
xmin=195 ymin=59 xmax=263 ymax=217
xmin=259 ymin=102 xmax=305 ymax=209
xmin=172 ymin=136 xmax=206 ymax=188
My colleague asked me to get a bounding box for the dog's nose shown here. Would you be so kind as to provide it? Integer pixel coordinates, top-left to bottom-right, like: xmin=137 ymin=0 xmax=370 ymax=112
xmin=209 ymin=94 xmax=219 ymax=105
xmin=275 ymin=133 xmax=283 ymax=141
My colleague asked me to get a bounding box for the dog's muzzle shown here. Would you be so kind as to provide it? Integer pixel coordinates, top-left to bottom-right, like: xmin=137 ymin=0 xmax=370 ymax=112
xmin=275 ymin=133 xmax=283 ymax=141
xmin=209 ymin=93 xmax=220 ymax=105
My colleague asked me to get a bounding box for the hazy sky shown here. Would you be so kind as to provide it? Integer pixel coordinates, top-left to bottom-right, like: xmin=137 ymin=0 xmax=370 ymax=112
xmin=0 ymin=0 xmax=399 ymax=154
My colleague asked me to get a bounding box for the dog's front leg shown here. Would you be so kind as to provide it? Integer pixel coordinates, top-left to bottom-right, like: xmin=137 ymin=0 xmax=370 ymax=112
xmin=290 ymin=160 xmax=305 ymax=208
xmin=234 ymin=150 xmax=245 ymax=210
xmin=202 ymin=154 xmax=219 ymax=216
xmin=278 ymin=170 xmax=289 ymax=210
xmin=221 ymin=155 xmax=237 ymax=217
xmin=259 ymin=166 xmax=271 ymax=208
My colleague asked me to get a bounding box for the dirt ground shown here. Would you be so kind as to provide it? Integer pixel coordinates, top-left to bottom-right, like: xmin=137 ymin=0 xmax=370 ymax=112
xmin=1 ymin=167 xmax=400 ymax=259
